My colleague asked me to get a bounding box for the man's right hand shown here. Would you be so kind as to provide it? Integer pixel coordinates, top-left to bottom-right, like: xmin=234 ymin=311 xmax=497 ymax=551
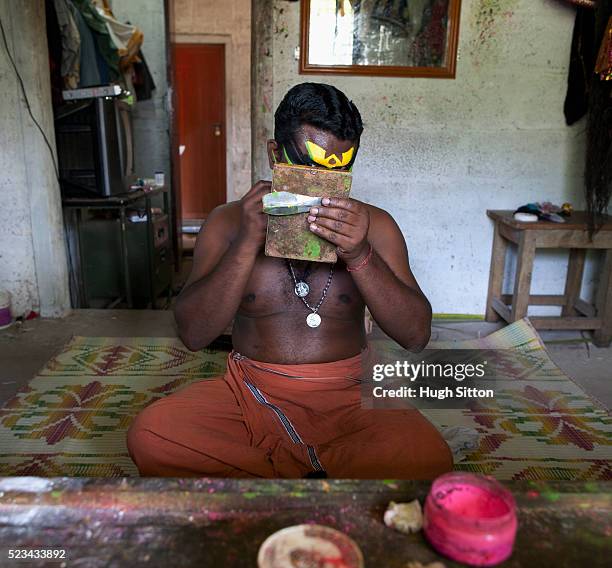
xmin=236 ymin=180 xmax=271 ymax=253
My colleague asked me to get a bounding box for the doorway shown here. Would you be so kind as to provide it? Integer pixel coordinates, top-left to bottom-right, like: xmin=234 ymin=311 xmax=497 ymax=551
xmin=172 ymin=43 xmax=227 ymax=223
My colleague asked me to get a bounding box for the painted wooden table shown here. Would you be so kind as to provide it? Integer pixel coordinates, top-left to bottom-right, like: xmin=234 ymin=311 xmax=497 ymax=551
xmin=0 ymin=478 xmax=609 ymax=567
xmin=485 ymin=210 xmax=612 ymax=346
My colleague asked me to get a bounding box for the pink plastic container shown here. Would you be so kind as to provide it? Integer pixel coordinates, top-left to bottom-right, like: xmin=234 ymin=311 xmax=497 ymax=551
xmin=423 ymin=472 xmax=517 ymax=566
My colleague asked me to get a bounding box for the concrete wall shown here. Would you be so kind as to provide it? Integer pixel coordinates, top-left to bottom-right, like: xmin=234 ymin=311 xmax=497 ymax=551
xmin=251 ymin=0 xmax=274 ymax=185
xmin=0 ymin=0 xmax=70 ymax=318
xmin=171 ymin=0 xmax=252 ymax=200
xmin=111 ymin=0 xmax=171 ymax=183
xmin=258 ymin=0 xmax=597 ymax=315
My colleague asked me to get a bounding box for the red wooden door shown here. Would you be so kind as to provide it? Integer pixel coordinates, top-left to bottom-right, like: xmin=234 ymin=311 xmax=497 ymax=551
xmin=173 ymin=44 xmax=226 ymax=220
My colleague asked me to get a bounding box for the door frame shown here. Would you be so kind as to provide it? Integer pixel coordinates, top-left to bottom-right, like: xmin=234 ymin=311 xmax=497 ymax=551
xmin=171 ymin=33 xmax=233 ymax=206
xmin=164 ymin=0 xmax=182 ymax=270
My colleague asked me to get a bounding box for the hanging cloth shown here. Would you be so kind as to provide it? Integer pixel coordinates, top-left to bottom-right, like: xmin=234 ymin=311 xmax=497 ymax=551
xmin=585 ymin=0 xmax=612 ymax=233
xmin=563 ymin=6 xmax=597 ymax=125
xmin=131 ymin=50 xmax=156 ymax=101
xmin=68 ymin=2 xmax=102 ymax=87
xmin=91 ymin=0 xmax=144 ymax=71
xmin=71 ymin=0 xmax=120 ymax=81
xmin=594 ymin=15 xmax=612 ymax=80
xmin=52 ymin=0 xmax=81 ymax=89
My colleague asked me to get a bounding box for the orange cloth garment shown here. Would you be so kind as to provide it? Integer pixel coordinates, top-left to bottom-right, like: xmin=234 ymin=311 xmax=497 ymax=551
xmin=127 ymin=349 xmax=453 ymax=479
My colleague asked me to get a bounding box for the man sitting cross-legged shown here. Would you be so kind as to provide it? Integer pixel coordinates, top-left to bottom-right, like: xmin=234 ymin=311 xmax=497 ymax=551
xmin=127 ymin=83 xmax=453 ymax=479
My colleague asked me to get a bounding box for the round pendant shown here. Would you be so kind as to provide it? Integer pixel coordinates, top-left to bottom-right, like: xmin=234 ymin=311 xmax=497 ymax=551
xmin=306 ymin=313 xmax=321 ymax=328
xmin=294 ymin=281 xmax=310 ymax=298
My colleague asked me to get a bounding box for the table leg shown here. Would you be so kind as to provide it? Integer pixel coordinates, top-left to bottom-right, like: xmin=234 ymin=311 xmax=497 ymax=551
xmin=561 ymin=248 xmax=586 ymax=316
xmin=163 ymin=189 xmax=176 ymax=274
xmin=75 ymin=208 xmax=89 ymax=309
xmin=146 ymin=195 xmax=155 ymax=309
xmin=119 ymin=207 xmax=133 ymax=308
xmin=485 ymin=222 xmax=509 ymax=322
xmin=593 ymin=249 xmax=612 ymax=347
xmin=511 ymin=232 xmax=536 ymax=321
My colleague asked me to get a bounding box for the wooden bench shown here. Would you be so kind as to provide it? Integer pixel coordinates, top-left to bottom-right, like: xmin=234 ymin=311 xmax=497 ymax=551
xmin=485 ymin=210 xmax=612 ymax=347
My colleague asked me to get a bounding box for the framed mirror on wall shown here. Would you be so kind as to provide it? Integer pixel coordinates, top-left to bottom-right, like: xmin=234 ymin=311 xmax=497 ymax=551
xmin=300 ymin=0 xmax=462 ymax=78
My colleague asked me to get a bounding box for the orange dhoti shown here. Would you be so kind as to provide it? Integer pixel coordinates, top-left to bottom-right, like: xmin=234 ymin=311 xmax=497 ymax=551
xmin=127 ymin=349 xmax=453 ymax=478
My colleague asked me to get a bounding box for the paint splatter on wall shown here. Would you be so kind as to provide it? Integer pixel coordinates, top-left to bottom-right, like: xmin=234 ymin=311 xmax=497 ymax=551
xmin=470 ymin=0 xmax=519 ymax=66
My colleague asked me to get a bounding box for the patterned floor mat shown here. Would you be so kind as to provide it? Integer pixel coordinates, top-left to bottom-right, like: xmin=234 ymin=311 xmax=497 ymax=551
xmin=0 ymin=319 xmax=609 ymax=479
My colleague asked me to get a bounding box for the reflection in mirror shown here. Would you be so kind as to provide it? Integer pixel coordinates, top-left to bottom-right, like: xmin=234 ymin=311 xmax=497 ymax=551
xmin=302 ymin=0 xmax=461 ymax=77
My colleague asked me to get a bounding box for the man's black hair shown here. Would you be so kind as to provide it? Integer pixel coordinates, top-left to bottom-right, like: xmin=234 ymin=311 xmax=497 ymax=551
xmin=274 ymin=83 xmax=363 ymax=147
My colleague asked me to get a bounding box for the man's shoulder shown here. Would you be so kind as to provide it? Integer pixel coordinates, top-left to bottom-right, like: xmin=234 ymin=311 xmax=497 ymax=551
xmin=208 ymin=200 xmax=241 ymax=220
xmin=361 ymin=202 xmax=407 ymax=252
xmin=201 ymin=201 xmax=241 ymax=236
xmin=363 ymin=202 xmax=398 ymax=231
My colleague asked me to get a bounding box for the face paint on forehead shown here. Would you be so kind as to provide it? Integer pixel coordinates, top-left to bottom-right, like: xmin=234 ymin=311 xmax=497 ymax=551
xmin=281 ymin=137 xmax=357 ymax=171
xmin=305 ymin=140 xmax=355 ymax=169
xmin=281 ymin=138 xmax=317 ymax=168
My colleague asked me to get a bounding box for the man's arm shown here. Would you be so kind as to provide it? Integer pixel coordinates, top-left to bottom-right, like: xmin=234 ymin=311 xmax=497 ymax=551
xmin=175 ymin=181 xmax=270 ymax=351
xmin=352 ymin=208 xmax=432 ymax=350
xmin=308 ymin=199 xmax=432 ymax=351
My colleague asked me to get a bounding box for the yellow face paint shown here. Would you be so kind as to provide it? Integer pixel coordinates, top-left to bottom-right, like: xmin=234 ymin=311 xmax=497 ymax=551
xmin=305 ymin=140 xmax=355 ymax=169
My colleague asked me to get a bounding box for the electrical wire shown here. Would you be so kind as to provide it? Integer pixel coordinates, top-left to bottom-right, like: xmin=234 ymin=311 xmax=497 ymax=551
xmin=0 ymin=13 xmax=60 ymax=180
xmin=0 ymin=12 xmax=80 ymax=308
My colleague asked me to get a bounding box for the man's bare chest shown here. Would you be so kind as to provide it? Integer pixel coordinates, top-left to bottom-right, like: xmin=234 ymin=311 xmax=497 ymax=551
xmin=237 ymin=255 xmax=364 ymax=319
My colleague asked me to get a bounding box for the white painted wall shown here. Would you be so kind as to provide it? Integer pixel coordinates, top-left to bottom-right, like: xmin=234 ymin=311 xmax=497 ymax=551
xmin=266 ymin=0 xmax=599 ymax=315
xmin=0 ymin=0 xmax=70 ymax=318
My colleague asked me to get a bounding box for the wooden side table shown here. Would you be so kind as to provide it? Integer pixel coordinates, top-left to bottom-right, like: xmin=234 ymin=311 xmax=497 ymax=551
xmin=485 ymin=210 xmax=612 ymax=347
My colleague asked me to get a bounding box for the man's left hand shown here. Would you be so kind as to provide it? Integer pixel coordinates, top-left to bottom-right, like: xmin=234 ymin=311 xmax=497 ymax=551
xmin=308 ymin=197 xmax=370 ymax=265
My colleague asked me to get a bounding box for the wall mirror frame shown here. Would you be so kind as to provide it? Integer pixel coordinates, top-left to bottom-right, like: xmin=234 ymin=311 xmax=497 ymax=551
xmin=299 ymin=0 xmax=462 ymax=78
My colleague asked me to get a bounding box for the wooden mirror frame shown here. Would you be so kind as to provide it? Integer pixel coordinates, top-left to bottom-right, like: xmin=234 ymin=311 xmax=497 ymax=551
xmin=299 ymin=0 xmax=462 ymax=78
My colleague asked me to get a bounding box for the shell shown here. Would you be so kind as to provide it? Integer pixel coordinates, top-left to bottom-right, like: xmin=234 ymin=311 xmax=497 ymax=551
xmin=383 ymin=500 xmax=423 ymax=534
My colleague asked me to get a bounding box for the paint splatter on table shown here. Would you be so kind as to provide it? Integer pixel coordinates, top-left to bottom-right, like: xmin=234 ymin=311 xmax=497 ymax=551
xmin=0 ymin=479 xmax=609 ymax=567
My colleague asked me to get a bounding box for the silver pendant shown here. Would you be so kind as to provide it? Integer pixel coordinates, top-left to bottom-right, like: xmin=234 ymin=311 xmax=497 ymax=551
xmin=306 ymin=313 xmax=321 ymax=328
xmin=294 ymin=281 xmax=310 ymax=298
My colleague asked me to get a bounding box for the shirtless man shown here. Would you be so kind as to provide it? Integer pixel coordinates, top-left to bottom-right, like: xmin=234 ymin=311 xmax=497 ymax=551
xmin=127 ymin=83 xmax=453 ymax=478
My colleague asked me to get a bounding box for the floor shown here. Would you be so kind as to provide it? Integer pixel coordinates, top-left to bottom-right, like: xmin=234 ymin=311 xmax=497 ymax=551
xmin=0 ymin=312 xmax=610 ymax=410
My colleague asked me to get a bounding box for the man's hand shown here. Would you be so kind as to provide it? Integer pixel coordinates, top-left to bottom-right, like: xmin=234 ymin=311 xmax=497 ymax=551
xmin=308 ymin=197 xmax=370 ymax=265
xmin=236 ymin=180 xmax=271 ymax=253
